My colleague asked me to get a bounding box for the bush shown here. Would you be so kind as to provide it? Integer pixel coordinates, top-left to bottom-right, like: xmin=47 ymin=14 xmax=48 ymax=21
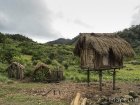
xmin=32 ymin=60 xmax=42 ymax=65
xmin=0 ymin=63 xmax=7 ymax=74
xmin=0 ymin=74 xmax=9 ymax=83
xmin=24 ymin=66 xmax=33 ymax=77
xmin=62 ymin=61 xmax=69 ymax=69
xmin=42 ymin=58 xmax=52 ymax=65
xmin=33 ymin=68 xmax=50 ymax=82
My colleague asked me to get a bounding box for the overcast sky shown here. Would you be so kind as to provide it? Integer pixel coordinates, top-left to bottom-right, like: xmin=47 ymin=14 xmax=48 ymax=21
xmin=0 ymin=0 xmax=140 ymax=42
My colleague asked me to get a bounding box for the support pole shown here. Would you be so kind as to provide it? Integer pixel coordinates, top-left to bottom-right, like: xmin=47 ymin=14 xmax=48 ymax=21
xmin=99 ymin=70 xmax=102 ymax=91
xmin=87 ymin=68 xmax=90 ymax=87
xmin=113 ymin=69 xmax=116 ymax=90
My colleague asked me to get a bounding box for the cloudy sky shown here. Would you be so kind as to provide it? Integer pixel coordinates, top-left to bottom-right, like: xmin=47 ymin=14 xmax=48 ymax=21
xmin=0 ymin=0 xmax=140 ymax=42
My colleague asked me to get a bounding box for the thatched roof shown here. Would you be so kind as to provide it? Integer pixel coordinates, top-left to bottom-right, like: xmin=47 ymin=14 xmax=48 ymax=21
xmin=34 ymin=63 xmax=49 ymax=70
xmin=7 ymin=62 xmax=25 ymax=70
xmin=74 ymin=33 xmax=135 ymax=59
xmin=33 ymin=63 xmax=51 ymax=76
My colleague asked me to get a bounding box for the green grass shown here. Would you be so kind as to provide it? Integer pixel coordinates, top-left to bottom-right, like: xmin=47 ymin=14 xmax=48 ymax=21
xmin=64 ymin=63 xmax=140 ymax=82
xmin=21 ymin=55 xmax=32 ymax=61
xmin=0 ymin=82 xmax=68 ymax=105
xmin=0 ymin=93 xmax=67 ymax=105
xmin=116 ymin=63 xmax=140 ymax=81
xmin=0 ymin=74 xmax=10 ymax=83
xmin=0 ymin=63 xmax=139 ymax=105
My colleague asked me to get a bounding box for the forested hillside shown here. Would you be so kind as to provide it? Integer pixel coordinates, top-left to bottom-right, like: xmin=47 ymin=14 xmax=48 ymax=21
xmin=0 ymin=24 xmax=140 ymax=82
xmin=0 ymin=32 xmax=80 ymax=81
xmin=117 ymin=25 xmax=140 ymax=54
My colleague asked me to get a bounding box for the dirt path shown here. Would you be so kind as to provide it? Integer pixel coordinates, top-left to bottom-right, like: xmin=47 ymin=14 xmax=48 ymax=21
xmin=21 ymin=81 xmax=140 ymax=104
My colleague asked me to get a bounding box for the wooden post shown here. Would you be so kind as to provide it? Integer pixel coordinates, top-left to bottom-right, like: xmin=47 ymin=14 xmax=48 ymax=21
xmin=73 ymin=93 xmax=81 ymax=105
xmin=87 ymin=68 xmax=90 ymax=87
xmin=113 ymin=69 xmax=116 ymax=90
xmin=99 ymin=70 xmax=102 ymax=91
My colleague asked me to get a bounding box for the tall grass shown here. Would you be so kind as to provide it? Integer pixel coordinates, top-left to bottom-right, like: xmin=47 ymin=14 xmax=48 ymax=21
xmin=64 ymin=63 xmax=140 ymax=82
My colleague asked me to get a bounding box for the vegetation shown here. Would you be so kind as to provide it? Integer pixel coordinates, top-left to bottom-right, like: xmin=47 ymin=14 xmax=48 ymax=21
xmin=0 ymin=25 xmax=140 ymax=104
xmin=0 ymin=25 xmax=140 ymax=82
xmin=0 ymin=82 xmax=68 ymax=105
xmin=117 ymin=25 xmax=140 ymax=54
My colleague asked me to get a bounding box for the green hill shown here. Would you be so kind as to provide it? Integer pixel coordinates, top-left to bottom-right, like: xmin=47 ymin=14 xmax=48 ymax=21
xmin=0 ymin=25 xmax=140 ymax=84
xmin=47 ymin=25 xmax=140 ymax=52
xmin=0 ymin=32 xmax=34 ymax=43
xmin=47 ymin=38 xmax=71 ymax=44
xmin=117 ymin=25 xmax=140 ymax=53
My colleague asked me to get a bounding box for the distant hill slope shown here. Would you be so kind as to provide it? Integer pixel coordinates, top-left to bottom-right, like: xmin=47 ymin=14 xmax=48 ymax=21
xmin=117 ymin=25 xmax=140 ymax=48
xmin=47 ymin=36 xmax=80 ymax=45
xmin=47 ymin=25 xmax=140 ymax=50
xmin=47 ymin=38 xmax=72 ymax=44
xmin=0 ymin=32 xmax=34 ymax=43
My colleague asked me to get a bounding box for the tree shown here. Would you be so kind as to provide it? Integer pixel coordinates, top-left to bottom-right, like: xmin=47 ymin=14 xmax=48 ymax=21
xmin=3 ymin=48 xmax=19 ymax=64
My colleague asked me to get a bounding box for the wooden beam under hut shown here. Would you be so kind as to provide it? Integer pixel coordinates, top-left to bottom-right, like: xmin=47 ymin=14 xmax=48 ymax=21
xmin=99 ymin=70 xmax=103 ymax=91
xmin=87 ymin=68 xmax=90 ymax=87
xmin=113 ymin=69 xmax=116 ymax=90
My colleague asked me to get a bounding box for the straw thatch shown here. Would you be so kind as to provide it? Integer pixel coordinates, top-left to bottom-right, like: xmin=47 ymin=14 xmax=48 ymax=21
xmin=7 ymin=62 xmax=24 ymax=80
xmin=74 ymin=33 xmax=135 ymax=69
xmin=33 ymin=63 xmax=64 ymax=82
xmin=33 ymin=63 xmax=51 ymax=81
xmin=34 ymin=63 xmax=50 ymax=72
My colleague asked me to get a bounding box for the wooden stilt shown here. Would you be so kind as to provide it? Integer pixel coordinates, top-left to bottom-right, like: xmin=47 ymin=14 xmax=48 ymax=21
xmin=99 ymin=70 xmax=102 ymax=91
xmin=113 ymin=69 xmax=116 ymax=90
xmin=87 ymin=68 xmax=90 ymax=87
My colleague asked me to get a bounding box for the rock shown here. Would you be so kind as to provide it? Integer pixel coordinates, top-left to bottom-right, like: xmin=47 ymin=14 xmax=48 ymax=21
xmin=97 ymin=96 xmax=107 ymax=103
xmin=128 ymin=91 xmax=139 ymax=98
xmin=100 ymin=101 xmax=111 ymax=105
xmin=124 ymin=95 xmax=133 ymax=99
xmin=129 ymin=60 xmax=140 ymax=65
xmin=121 ymin=95 xmax=133 ymax=103
xmin=97 ymin=96 xmax=111 ymax=105
xmin=121 ymin=103 xmax=129 ymax=105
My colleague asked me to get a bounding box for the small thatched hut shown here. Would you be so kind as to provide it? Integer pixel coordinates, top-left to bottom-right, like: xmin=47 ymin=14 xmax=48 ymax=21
xmin=7 ymin=62 xmax=24 ymax=80
xmin=74 ymin=33 xmax=135 ymax=70
xmin=74 ymin=33 xmax=135 ymax=90
xmin=33 ymin=63 xmax=51 ymax=82
xmin=33 ymin=63 xmax=64 ymax=82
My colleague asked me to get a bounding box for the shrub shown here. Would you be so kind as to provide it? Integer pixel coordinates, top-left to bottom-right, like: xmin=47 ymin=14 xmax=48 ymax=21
xmin=33 ymin=66 xmax=51 ymax=82
xmin=0 ymin=74 xmax=9 ymax=83
xmin=62 ymin=61 xmax=69 ymax=69
xmin=0 ymin=63 xmax=7 ymax=74
xmin=24 ymin=66 xmax=33 ymax=77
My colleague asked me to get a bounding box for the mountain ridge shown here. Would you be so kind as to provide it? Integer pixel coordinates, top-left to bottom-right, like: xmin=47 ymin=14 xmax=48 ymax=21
xmin=47 ymin=25 xmax=140 ymax=50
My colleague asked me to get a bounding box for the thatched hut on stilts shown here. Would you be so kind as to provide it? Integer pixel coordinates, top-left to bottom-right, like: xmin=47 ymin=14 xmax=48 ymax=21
xmin=7 ymin=62 xmax=24 ymax=80
xmin=74 ymin=33 xmax=135 ymax=90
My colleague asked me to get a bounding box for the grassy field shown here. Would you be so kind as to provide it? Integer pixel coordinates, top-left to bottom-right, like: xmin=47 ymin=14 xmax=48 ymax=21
xmin=0 ymin=82 xmax=68 ymax=105
xmin=0 ymin=63 xmax=140 ymax=105
xmin=64 ymin=63 xmax=140 ymax=82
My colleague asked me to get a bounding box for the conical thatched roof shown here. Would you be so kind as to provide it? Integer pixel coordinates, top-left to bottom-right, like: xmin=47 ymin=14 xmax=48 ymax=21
xmin=74 ymin=33 xmax=135 ymax=59
xmin=7 ymin=62 xmax=25 ymax=70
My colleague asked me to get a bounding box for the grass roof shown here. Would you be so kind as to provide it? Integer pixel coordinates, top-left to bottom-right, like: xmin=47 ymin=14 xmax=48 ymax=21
xmin=74 ymin=33 xmax=135 ymax=59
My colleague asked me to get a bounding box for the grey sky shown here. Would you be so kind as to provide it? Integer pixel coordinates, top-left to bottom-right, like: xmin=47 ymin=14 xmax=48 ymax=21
xmin=0 ymin=0 xmax=61 ymax=42
xmin=0 ymin=0 xmax=140 ymax=42
xmin=131 ymin=5 xmax=140 ymax=25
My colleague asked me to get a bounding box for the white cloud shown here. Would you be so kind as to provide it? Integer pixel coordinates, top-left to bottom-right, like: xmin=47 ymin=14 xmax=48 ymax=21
xmin=74 ymin=19 xmax=93 ymax=29
xmin=131 ymin=6 xmax=140 ymax=25
xmin=0 ymin=0 xmax=61 ymax=42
